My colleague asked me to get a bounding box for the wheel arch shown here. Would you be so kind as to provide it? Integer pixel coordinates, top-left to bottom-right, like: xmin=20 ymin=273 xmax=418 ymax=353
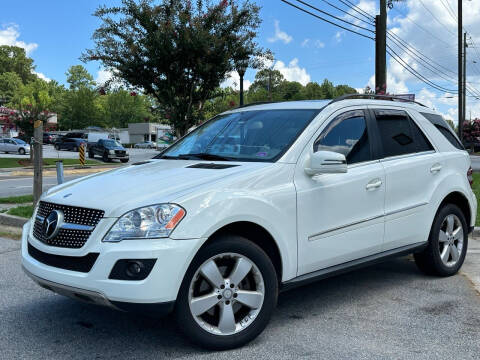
xmin=201 ymin=221 xmax=283 ymax=283
xmin=438 ymin=191 xmax=472 ymax=229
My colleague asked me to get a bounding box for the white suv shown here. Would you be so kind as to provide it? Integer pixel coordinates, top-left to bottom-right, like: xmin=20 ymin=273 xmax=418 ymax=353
xmin=22 ymin=96 xmax=477 ymax=349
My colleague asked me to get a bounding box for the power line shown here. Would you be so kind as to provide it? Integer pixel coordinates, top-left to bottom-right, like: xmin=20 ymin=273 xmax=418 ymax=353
xmin=280 ymin=0 xmax=375 ymax=40
xmin=294 ymin=0 xmax=375 ymax=33
xmin=387 ymin=45 xmax=458 ymax=93
xmin=318 ymin=0 xmax=374 ymax=26
xmin=390 ymin=6 xmax=452 ymax=47
xmin=418 ymin=0 xmax=456 ymax=37
xmin=339 ymin=0 xmax=375 ymax=21
xmin=440 ymin=0 xmax=458 ymax=22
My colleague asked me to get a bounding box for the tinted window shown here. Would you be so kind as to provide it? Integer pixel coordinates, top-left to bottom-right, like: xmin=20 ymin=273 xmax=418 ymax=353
xmin=161 ymin=109 xmax=319 ymax=162
xmin=420 ymin=111 xmax=463 ymax=150
xmin=313 ymin=110 xmax=371 ymax=164
xmin=376 ymin=110 xmax=433 ymax=158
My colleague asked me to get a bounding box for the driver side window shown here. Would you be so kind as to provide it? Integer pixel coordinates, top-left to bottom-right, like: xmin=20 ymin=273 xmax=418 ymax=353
xmin=313 ymin=110 xmax=372 ymax=165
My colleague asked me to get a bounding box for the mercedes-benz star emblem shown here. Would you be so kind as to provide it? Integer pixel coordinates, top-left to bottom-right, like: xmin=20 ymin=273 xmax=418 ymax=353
xmin=42 ymin=210 xmax=64 ymax=239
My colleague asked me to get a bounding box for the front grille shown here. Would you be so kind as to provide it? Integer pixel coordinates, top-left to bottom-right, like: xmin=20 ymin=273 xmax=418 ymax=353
xmin=33 ymin=201 xmax=104 ymax=249
xmin=28 ymin=242 xmax=99 ymax=273
xmin=115 ymin=150 xmax=126 ymax=156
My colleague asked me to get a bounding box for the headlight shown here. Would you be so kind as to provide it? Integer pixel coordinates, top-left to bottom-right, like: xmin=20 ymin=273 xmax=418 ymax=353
xmin=109 ymin=149 xmax=115 ymax=154
xmin=103 ymin=204 xmax=186 ymax=242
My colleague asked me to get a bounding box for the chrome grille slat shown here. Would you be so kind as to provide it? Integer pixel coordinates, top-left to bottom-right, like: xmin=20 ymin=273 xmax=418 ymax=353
xmin=33 ymin=201 xmax=104 ymax=249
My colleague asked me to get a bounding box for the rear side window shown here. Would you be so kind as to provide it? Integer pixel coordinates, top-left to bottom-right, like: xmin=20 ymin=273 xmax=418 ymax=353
xmin=375 ymin=110 xmax=433 ymax=158
xmin=314 ymin=110 xmax=372 ymax=164
xmin=420 ymin=112 xmax=464 ymax=150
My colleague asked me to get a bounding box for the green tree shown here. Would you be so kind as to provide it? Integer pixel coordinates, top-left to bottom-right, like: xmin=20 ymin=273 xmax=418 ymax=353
xmin=61 ymin=87 xmax=101 ymax=130
xmin=319 ymin=79 xmax=335 ymax=99
xmin=83 ymin=0 xmax=264 ymax=136
xmin=0 ymin=45 xmax=36 ymax=84
xmin=301 ymin=82 xmax=323 ymax=100
xmin=249 ymin=69 xmax=284 ymax=93
xmin=8 ymin=78 xmax=53 ymax=139
xmin=0 ymin=72 xmax=23 ymax=105
xmin=98 ymin=89 xmax=152 ymax=128
xmin=66 ymin=65 xmax=95 ymax=90
xmin=334 ymin=84 xmax=357 ymax=97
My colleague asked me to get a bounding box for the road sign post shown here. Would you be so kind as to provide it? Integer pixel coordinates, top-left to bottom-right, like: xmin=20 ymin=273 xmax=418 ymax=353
xmin=79 ymin=143 xmax=86 ymax=166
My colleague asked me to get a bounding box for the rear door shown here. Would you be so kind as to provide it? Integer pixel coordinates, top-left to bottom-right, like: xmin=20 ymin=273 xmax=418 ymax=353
xmin=369 ymin=107 xmax=442 ymax=250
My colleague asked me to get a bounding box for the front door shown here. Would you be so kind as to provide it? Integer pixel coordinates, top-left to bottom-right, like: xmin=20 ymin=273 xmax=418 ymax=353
xmin=295 ymin=108 xmax=385 ymax=275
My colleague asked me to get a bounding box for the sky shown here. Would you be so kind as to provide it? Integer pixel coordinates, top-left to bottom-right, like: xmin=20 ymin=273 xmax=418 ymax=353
xmin=1 ymin=0 xmax=480 ymax=123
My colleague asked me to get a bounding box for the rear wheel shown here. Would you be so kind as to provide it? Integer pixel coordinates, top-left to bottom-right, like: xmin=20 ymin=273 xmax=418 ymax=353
xmin=72 ymin=146 xmax=78 ymax=152
xmin=414 ymin=204 xmax=468 ymax=277
xmin=175 ymin=235 xmax=278 ymax=350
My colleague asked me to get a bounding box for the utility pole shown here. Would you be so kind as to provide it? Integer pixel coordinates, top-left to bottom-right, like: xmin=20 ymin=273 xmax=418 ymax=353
xmin=458 ymin=0 xmax=463 ymax=140
xmin=463 ymin=32 xmax=468 ymax=129
xmin=268 ymin=69 xmax=272 ymax=101
xmin=33 ymin=120 xmax=43 ymax=206
xmin=375 ymin=0 xmax=387 ymax=94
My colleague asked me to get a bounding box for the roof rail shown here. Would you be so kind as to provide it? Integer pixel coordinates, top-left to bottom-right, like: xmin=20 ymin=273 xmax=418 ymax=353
xmin=328 ymin=93 xmax=427 ymax=107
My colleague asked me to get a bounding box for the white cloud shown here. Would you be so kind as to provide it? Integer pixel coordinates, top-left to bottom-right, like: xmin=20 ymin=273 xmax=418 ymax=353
xmin=268 ymin=20 xmax=292 ymax=44
xmin=33 ymin=71 xmax=50 ymax=82
xmin=0 ymin=24 xmax=38 ymax=55
xmin=334 ymin=31 xmax=344 ymax=43
xmin=274 ymin=58 xmax=311 ymax=86
xmin=221 ymin=71 xmax=252 ymax=91
xmin=95 ymin=69 xmax=113 ymax=85
xmin=301 ymin=39 xmax=324 ymax=48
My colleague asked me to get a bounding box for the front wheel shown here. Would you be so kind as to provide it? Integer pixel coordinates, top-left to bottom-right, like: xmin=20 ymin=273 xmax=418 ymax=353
xmin=175 ymin=235 xmax=278 ymax=350
xmin=54 ymin=144 xmax=60 ymax=150
xmin=18 ymin=148 xmax=26 ymax=155
xmin=120 ymin=159 xmax=128 ymax=163
xmin=88 ymin=151 xmax=94 ymax=159
xmin=102 ymin=152 xmax=110 ymax=162
xmin=414 ymin=204 xmax=468 ymax=277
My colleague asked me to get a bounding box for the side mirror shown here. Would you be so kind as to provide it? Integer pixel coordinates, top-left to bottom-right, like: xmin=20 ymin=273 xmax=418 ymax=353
xmin=305 ymin=151 xmax=347 ymax=176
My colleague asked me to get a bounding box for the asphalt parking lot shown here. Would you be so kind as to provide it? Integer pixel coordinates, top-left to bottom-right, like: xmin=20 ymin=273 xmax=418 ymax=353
xmin=1 ymin=236 xmax=479 ymax=360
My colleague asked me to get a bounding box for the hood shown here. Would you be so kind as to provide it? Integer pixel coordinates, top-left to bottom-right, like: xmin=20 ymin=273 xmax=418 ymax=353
xmin=42 ymin=159 xmax=270 ymax=217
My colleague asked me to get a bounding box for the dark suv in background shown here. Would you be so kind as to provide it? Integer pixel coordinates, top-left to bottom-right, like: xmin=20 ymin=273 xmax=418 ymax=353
xmin=54 ymin=137 xmax=86 ymax=152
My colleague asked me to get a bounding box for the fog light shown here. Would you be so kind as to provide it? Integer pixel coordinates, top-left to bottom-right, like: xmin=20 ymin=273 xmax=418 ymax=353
xmin=109 ymin=259 xmax=157 ymax=280
xmin=126 ymin=261 xmax=143 ymax=277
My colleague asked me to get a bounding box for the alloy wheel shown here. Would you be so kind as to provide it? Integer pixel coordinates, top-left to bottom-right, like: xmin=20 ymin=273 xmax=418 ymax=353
xmin=438 ymin=214 xmax=464 ymax=267
xmin=188 ymin=252 xmax=265 ymax=336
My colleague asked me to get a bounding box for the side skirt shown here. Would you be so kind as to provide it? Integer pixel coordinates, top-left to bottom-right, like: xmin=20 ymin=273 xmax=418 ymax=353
xmin=281 ymin=242 xmax=427 ymax=292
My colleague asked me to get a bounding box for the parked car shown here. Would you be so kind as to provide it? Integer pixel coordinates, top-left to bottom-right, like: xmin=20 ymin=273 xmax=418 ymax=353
xmin=63 ymin=132 xmax=86 ymax=139
xmin=88 ymin=138 xmax=129 ymax=163
xmin=43 ymin=132 xmax=58 ymax=144
xmin=22 ymin=95 xmax=476 ymax=350
xmin=0 ymin=138 xmax=30 ymax=155
xmin=462 ymin=137 xmax=480 ymax=152
xmin=54 ymin=137 xmax=86 ymax=152
xmin=134 ymin=141 xmax=156 ymax=149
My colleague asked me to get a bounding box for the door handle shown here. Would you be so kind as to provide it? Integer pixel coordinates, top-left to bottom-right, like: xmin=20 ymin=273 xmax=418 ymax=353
xmin=366 ymin=178 xmax=382 ymax=191
xmin=430 ymin=163 xmax=442 ymax=173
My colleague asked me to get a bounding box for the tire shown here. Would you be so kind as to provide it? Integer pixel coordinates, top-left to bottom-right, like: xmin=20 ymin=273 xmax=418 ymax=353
xmin=88 ymin=151 xmax=94 ymax=159
xmin=102 ymin=152 xmax=110 ymax=162
xmin=54 ymin=144 xmax=60 ymax=151
xmin=175 ymin=235 xmax=278 ymax=350
xmin=414 ymin=204 xmax=468 ymax=277
xmin=18 ymin=148 xmax=25 ymax=155
xmin=120 ymin=159 xmax=129 ymax=163
xmin=72 ymin=146 xmax=78 ymax=152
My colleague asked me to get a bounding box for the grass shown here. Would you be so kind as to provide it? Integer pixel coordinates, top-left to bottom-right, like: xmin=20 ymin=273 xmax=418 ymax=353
xmin=0 ymin=158 xmax=100 ymax=169
xmin=7 ymin=205 xmax=34 ymax=218
xmin=0 ymin=194 xmax=33 ymax=204
xmin=0 ymin=230 xmax=21 ymax=240
xmin=471 ymin=173 xmax=480 ymax=226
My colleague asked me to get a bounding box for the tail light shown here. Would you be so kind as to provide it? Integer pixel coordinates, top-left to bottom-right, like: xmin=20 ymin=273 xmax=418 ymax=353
xmin=467 ymin=166 xmax=473 ymax=188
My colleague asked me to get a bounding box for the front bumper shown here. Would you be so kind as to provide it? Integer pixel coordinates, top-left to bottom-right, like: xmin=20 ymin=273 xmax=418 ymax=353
xmin=108 ymin=154 xmax=129 ymax=160
xmin=21 ymin=220 xmax=204 ymax=307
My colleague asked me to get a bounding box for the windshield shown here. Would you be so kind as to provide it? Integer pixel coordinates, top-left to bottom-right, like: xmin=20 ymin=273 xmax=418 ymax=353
xmin=103 ymin=140 xmax=122 ymax=147
xmin=159 ymin=109 xmax=319 ymax=162
xmin=13 ymin=139 xmax=26 ymax=145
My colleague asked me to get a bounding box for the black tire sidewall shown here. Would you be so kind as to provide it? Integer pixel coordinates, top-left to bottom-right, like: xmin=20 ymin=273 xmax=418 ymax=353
xmin=428 ymin=204 xmax=469 ymax=276
xmin=18 ymin=148 xmax=25 ymax=155
xmin=175 ymin=235 xmax=278 ymax=350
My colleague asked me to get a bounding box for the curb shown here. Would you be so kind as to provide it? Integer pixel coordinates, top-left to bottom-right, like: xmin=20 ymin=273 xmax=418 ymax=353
xmin=473 ymin=227 xmax=480 ymax=238
xmin=0 ymin=213 xmax=28 ymax=228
